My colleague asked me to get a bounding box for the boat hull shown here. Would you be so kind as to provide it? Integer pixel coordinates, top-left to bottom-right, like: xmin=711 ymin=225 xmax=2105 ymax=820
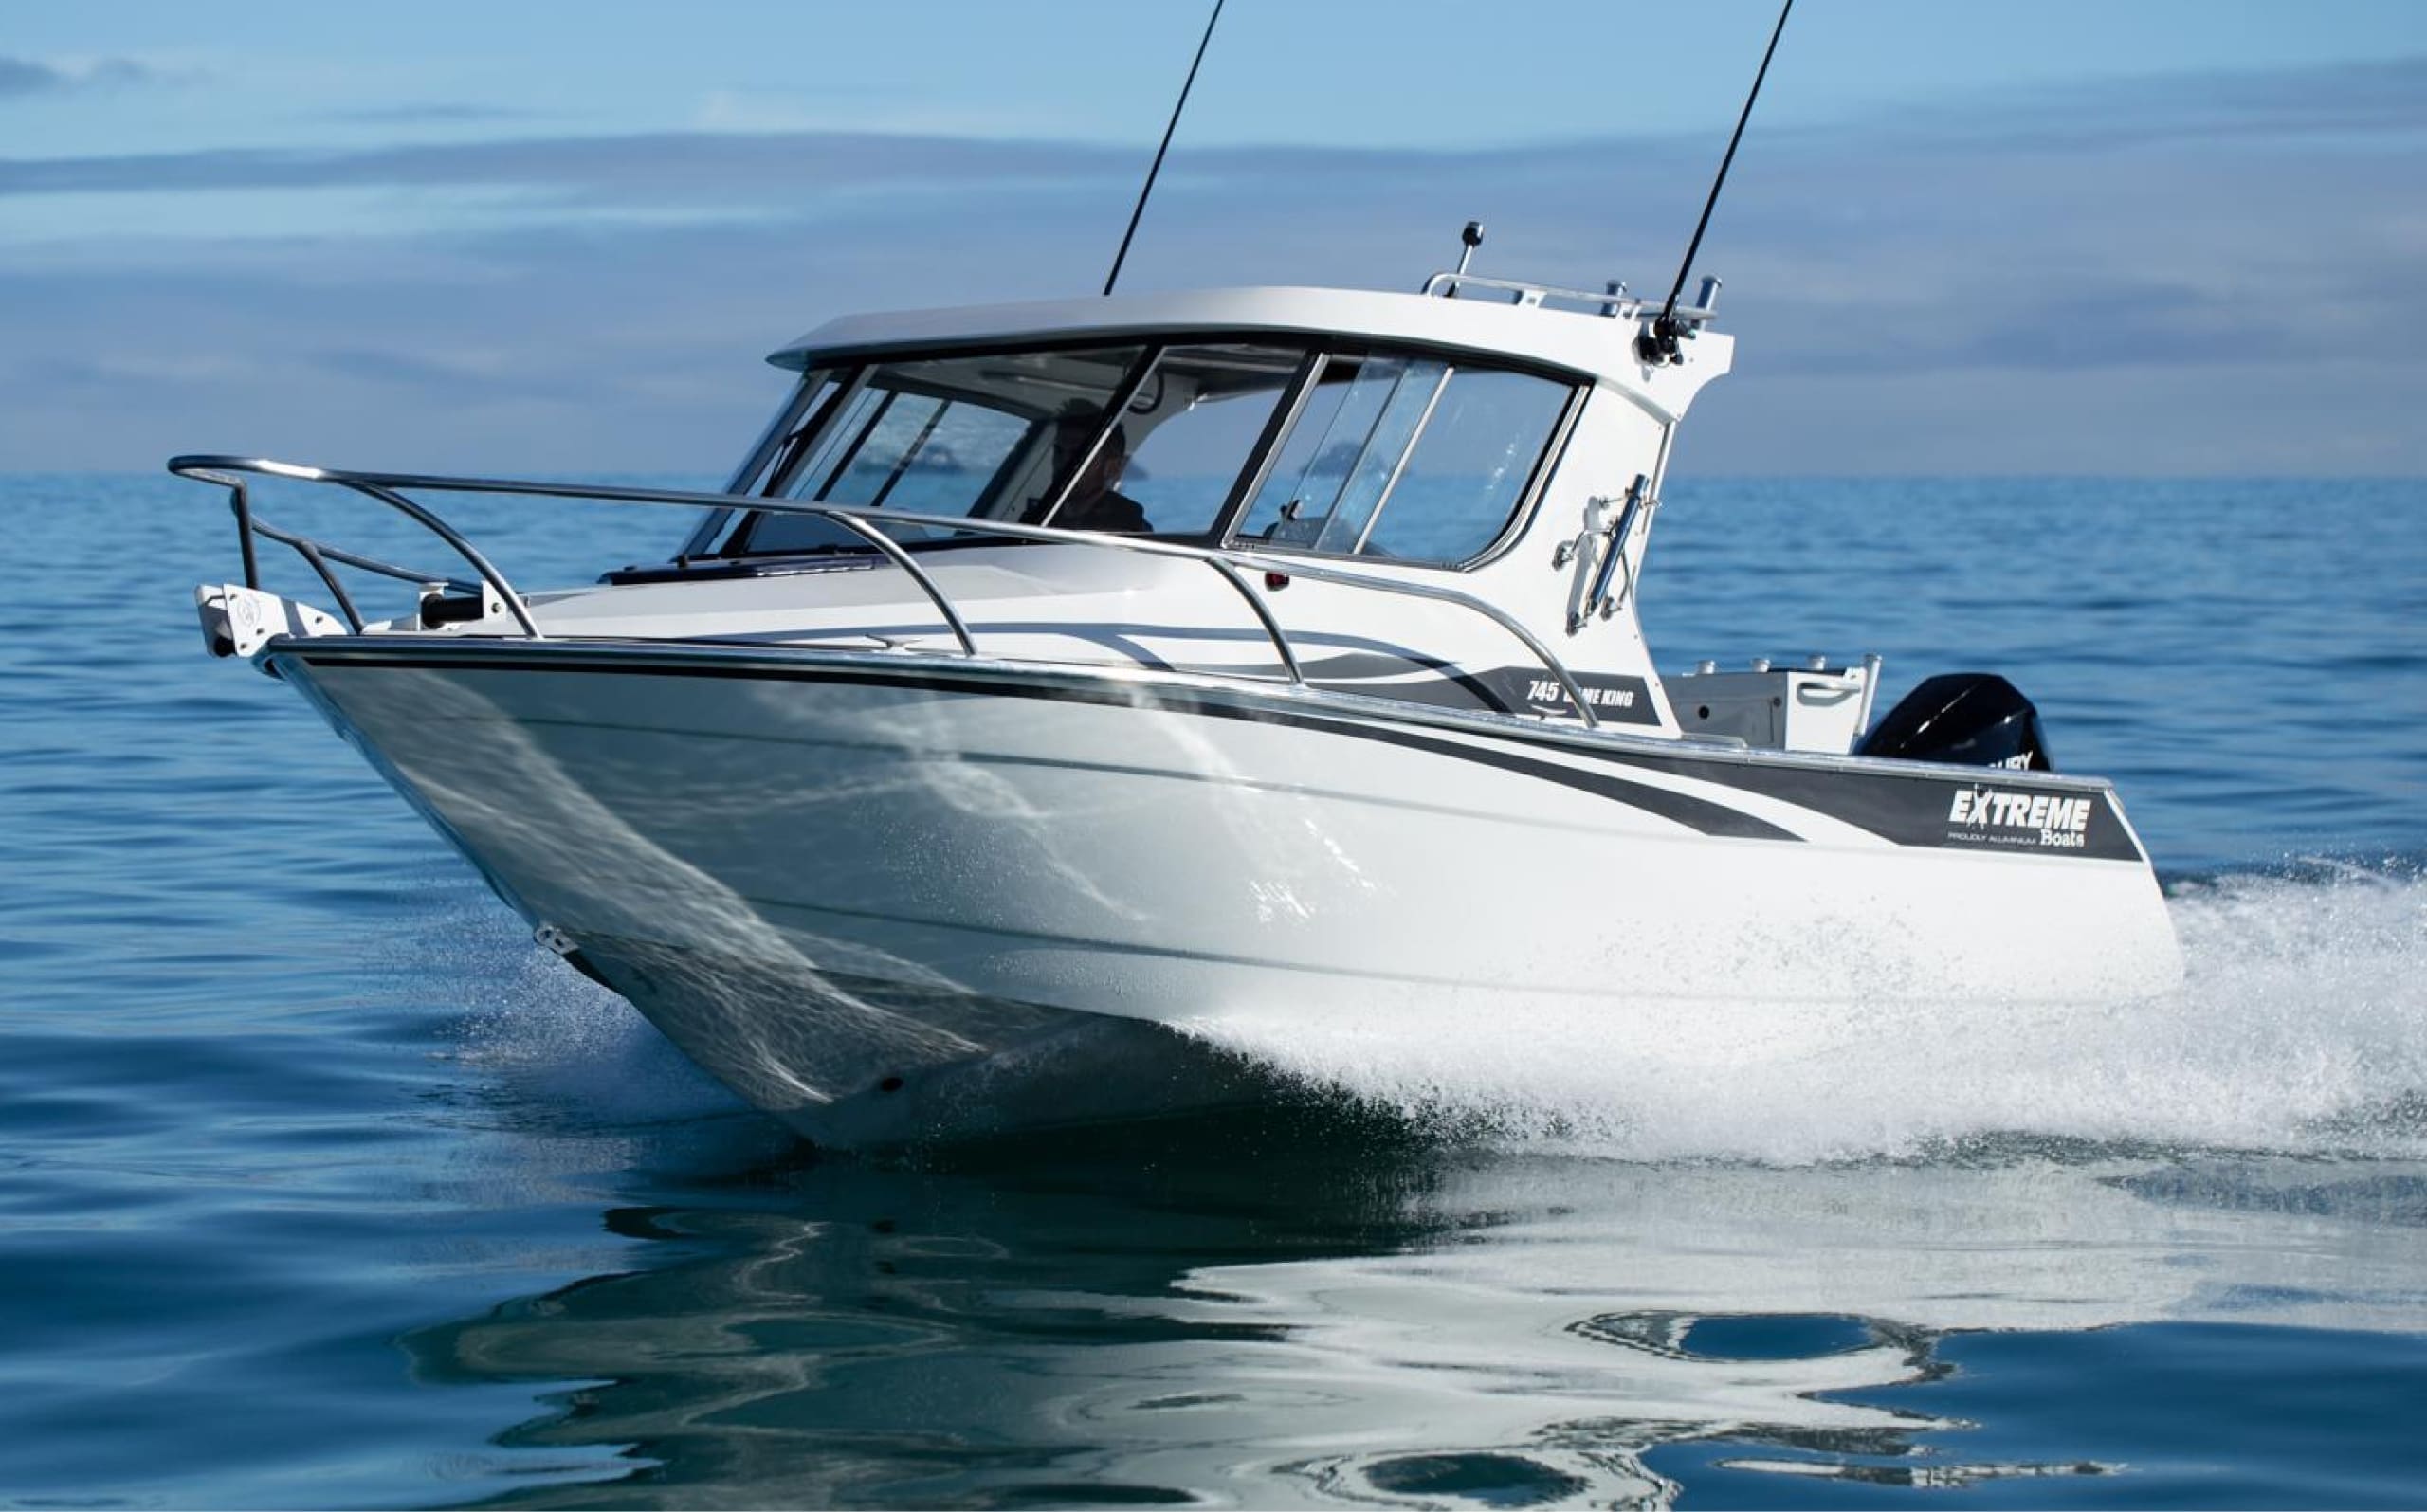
xmin=272 ymin=639 xmax=2182 ymax=1146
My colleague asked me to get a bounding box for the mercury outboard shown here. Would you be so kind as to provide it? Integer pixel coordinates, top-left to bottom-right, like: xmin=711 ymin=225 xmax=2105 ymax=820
xmin=1858 ymin=672 xmax=2054 ymax=772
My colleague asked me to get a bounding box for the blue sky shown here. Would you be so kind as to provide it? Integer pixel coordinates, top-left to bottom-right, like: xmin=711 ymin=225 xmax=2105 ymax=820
xmin=7 ymin=1 xmax=2426 ymax=473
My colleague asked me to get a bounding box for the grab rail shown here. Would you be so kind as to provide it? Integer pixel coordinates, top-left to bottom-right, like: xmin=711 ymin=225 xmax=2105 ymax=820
xmin=168 ymin=454 xmax=1605 ymax=727
xmin=1419 ymin=271 xmax=1722 ymax=328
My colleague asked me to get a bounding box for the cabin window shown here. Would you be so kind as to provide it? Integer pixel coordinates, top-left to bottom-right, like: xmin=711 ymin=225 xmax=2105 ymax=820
xmin=728 ymin=343 xmax=1148 ymax=556
xmin=1036 ymin=342 xmax=1305 ymax=537
xmin=1239 ymin=355 xmax=1446 ymax=555
xmin=1360 ymin=367 xmax=1571 ymax=562
xmin=1237 ymin=355 xmax=1571 ymax=566
xmin=705 ymin=335 xmax=1568 ymax=566
xmin=721 ymin=339 xmax=1306 ymax=556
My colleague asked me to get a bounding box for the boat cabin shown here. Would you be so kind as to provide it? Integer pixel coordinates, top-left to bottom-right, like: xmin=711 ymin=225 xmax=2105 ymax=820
xmin=681 ymin=283 xmax=1725 ymax=568
xmin=588 ymin=280 xmax=1777 ymax=739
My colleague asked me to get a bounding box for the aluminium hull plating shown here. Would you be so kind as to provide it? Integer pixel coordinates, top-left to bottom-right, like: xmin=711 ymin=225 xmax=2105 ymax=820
xmin=272 ymin=638 xmax=2181 ymax=1146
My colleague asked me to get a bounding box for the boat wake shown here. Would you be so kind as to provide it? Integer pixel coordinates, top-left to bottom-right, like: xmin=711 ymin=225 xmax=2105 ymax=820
xmin=1180 ymin=855 xmax=2427 ymax=1165
xmin=434 ymin=855 xmax=2426 ymax=1166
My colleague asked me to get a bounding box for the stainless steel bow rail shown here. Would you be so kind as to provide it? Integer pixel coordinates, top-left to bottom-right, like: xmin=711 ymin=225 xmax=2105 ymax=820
xmin=169 ymin=454 xmax=1610 ymax=727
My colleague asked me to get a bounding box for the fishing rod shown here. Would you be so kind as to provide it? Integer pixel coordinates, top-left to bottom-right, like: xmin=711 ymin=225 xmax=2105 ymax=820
xmin=1638 ymin=0 xmax=1793 ymax=364
xmin=1104 ymin=0 xmax=1225 ymax=298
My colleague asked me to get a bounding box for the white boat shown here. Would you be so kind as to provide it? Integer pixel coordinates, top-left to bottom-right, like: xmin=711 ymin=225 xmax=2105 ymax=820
xmin=180 ymin=271 xmax=2181 ymax=1146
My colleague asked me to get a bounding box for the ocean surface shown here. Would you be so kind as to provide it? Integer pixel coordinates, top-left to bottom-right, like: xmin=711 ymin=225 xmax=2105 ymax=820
xmin=2 ymin=472 xmax=2422 ymax=1508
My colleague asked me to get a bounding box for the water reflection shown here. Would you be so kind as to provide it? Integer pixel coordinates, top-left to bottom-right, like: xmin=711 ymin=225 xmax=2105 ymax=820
xmin=401 ymin=1124 xmax=2427 ymax=1508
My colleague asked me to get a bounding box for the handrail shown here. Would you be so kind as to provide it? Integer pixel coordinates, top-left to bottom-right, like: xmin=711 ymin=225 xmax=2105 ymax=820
xmin=247 ymin=515 xmax=474 ymax=593
xmin=816 ymin=510 xmax=976 ymax=657
xmin=168 ymin=453 xmax=1606 ymax=727
xmin=346 ymin=479 xmax=542 ymax=637
xmin=1419 ymin=270 xmax=1720 ymax=328
xmin=176 ymin=458 xmax=541 ymax=638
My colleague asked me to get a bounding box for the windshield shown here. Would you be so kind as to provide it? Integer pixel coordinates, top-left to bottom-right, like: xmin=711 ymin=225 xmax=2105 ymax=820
xmin=721 ymin=341 xmax=1304 ymax=556
xmin=703 ymin=334 xmax=1574 ymax=568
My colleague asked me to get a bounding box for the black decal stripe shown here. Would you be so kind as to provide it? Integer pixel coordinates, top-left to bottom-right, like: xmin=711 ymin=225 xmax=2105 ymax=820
xmin=1344 ymin=723 xmax=1789 ymax=839
xmin=291 ymin=648 xmax=1797 ymax=843
xmin=1573 ymin=744 xmax=2146 ymax=864
xmin=294 ymin=645 xmax=2148 ymax=861
xmin=477 ymin=715 xmax=1670 ymax=838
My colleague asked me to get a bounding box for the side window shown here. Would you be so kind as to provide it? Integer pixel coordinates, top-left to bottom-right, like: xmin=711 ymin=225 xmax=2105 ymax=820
xmin=1237 ymin=354 xmax=1570 ymax=565
xmin=1359 ymin=368 xmax=1570 ymax=563
xmin=1239 ymin=356 xmax=1444 ymax=553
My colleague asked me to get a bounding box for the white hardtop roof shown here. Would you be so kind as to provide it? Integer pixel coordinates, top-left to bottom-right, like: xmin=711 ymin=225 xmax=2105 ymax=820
xmin=769 ymin=284 xmax=1732 ymax=421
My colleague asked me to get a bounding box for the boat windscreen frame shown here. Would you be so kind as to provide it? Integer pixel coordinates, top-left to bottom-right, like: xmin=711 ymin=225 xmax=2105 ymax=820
xmin=673 ymin=373 xmax=833 ymax=559
xmin=651 ymin=327 xmax=1587 ymax=580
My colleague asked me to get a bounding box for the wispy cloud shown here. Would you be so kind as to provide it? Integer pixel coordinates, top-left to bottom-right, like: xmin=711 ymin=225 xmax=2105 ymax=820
xmin=10 ymin=54 xmax=2424 ymax=200
xmin=1864 ymin=55 xmax=2427 ymax=153
xmin=2 ymin=53 xmax=2422 ymax=474
xmin=0 ymin=130 xmax=1136 ymax=202
xmin=0 ymin=55 xmax=179 ymax=97
xmin=316 ymin=102 xmax=538 ymax=126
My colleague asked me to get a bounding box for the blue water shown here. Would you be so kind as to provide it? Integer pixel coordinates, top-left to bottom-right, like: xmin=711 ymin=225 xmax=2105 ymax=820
xmin=2 ymin=473 xmax=2423 ymax=1507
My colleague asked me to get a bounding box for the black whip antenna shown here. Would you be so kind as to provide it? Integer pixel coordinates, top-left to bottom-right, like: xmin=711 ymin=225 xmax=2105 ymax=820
xmin=1104 ymin=0 xmax=1225 ymax=298
xmin=1639 ymin=0 xmax=1793 ymax=364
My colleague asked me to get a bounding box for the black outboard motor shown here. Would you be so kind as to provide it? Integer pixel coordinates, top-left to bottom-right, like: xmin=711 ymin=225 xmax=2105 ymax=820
xmin=1856 ymin=672 xmax=2054 ymax=772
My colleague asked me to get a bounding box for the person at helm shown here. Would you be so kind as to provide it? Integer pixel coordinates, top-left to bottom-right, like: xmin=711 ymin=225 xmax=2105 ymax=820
xmin=1034 ymin=417 xmax=1149 ymax=534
